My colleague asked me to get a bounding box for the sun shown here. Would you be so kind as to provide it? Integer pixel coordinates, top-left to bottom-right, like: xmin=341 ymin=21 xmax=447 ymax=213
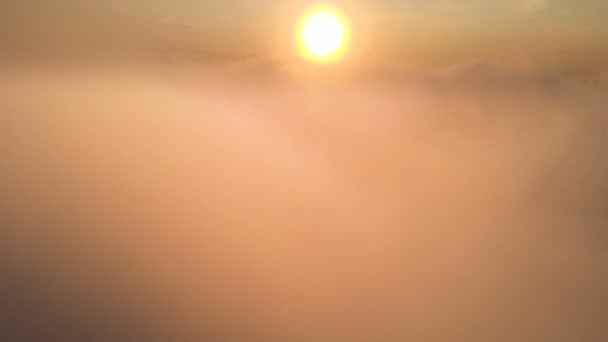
xmin=298 ymin=6 xmax=349 ymax=62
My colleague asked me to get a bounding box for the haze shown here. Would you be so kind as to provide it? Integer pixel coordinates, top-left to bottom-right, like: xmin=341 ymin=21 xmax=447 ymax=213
xmin=1 ymin=0 xmax=607 ymax=341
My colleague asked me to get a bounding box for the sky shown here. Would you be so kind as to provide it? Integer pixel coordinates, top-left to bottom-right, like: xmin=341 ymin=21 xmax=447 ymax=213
xmin=108 ymin=0 xmax=608 ymax=49
xmin=86 ymin=0 xmax=608 ymax=70
xmin=3 ymin=0 xmax=608 ymax=70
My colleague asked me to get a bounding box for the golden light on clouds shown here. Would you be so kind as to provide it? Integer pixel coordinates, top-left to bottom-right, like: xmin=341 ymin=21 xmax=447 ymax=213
xmin=297 ymin=6 xmax=350 ymax=63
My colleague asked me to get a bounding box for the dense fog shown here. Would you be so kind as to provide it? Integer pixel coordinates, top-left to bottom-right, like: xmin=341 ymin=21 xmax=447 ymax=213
xmin=1 ymin=59 xmax=607 ymax=341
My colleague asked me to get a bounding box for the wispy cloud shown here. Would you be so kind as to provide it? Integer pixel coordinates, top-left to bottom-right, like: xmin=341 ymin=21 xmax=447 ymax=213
xmin=519 ymin=0 xmax=551 ymax=15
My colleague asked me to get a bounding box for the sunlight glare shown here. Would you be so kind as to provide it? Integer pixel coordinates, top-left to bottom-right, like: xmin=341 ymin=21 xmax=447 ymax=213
xmin=298 ymin=7 xmax=349 ymax=62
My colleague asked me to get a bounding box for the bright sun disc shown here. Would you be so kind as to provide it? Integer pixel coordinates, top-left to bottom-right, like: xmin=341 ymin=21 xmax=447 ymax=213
xmin=299 ymin=8 xmax=349 ymax=62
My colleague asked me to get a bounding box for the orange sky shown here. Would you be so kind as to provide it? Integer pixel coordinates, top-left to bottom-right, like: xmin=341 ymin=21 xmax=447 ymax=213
xmin=3 ymin=0 xmax=608 ymax=69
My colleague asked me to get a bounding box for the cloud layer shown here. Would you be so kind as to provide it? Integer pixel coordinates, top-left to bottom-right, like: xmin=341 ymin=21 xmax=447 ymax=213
xmin=1 ymin=62 xmax=607 ymax=340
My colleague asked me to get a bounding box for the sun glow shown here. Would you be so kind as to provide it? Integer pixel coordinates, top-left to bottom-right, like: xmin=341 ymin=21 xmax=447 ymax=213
xmin=298 ymin=6 xmax=350 ymax=63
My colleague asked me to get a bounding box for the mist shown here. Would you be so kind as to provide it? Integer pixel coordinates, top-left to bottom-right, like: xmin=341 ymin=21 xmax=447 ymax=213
xmin=1 ymin=7 xmax=608 ymax=339
xmin=1 ymin=59 xmax=607 ymax=341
